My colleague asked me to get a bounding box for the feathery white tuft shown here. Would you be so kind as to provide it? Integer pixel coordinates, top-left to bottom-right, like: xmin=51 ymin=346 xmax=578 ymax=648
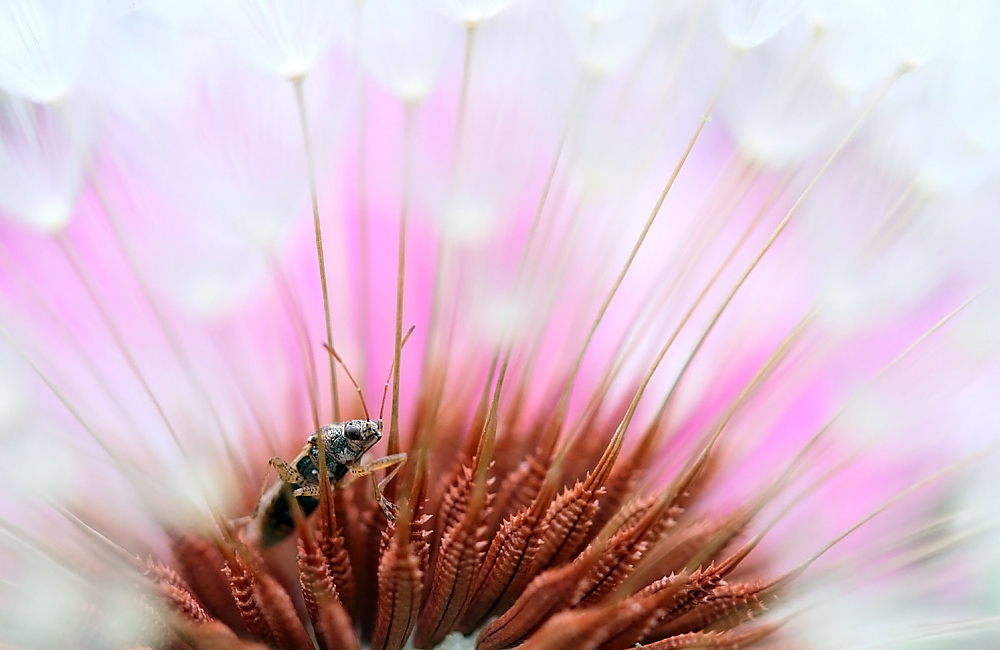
xmin=435 ymin=0 xmax=519 ymax=26
xmin=360 ymin=0 xmax=462 ymax=104
xmin=159 ymin=0 xmax=347 ymax=80
xmin=0 ymin=94 xmax=89 ymax=232
xmin=715 ymin=0 xmax=804 ymax=50
xmin=0 ymin=0 xmax=106 ymax=104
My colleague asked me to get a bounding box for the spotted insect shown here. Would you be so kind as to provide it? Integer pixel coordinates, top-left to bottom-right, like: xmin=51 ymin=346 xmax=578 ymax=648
xmin=247 ymin=344 xmax=408 ymax=548
xmin=247 ymin=419 xmax=406 ymax=547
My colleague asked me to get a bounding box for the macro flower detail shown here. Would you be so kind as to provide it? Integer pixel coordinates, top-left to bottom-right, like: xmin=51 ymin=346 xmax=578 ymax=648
xmin=2 ymin=1 xmax=1000 ymax=650
xmin=134 ymin=378 xmax=794 ymax=650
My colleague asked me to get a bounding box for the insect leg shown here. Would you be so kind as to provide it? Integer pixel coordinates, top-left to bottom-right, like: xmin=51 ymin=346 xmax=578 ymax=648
xmin=249 ymin=462 xmax=276 ymax=520
xmin=292 ymin=483 xmax=321 ymax=498
xmin=350 ymin=453 xmax=408 ymax=519
xmin=246 ymin=457 xmax=310 ymax=521
xmin=269 ymin=456 xmax=308 ymax=485
xmin=266 ymin=456 xmax=322 ymax=499
xmin=373 ymin=453 xmax=408 ymax=499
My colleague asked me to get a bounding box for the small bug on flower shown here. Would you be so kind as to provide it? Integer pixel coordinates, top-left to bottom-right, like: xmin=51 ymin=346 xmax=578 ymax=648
xmin=246 ymin=340 xmax=409 ymax=548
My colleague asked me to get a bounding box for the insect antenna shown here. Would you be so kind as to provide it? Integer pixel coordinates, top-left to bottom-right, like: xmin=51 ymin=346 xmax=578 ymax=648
xmin=324 ymin=344 xmax=370 ymax=421
xmin=380 ymin=326 xmax=415 ymax=422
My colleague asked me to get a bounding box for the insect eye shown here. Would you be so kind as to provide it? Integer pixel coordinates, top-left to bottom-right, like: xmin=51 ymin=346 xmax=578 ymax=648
xmin=344 ymin=423 xmax=363 ymax=441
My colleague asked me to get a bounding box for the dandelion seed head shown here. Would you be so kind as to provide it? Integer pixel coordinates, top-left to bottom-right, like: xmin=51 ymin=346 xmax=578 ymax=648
xmin=0 ymin=2 xmax=999 ymax=649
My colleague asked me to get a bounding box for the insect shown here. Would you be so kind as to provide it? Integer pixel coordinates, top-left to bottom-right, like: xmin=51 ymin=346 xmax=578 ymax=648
xmin=247 ymin=345 xmax=408 ymax=548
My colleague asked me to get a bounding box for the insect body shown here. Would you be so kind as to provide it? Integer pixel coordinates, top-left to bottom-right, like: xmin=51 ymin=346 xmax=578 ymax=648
xmin=248 ymin=419 xmax=407 ymax=548
xmin=248 ymin=334 xmax=414 ymax=547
